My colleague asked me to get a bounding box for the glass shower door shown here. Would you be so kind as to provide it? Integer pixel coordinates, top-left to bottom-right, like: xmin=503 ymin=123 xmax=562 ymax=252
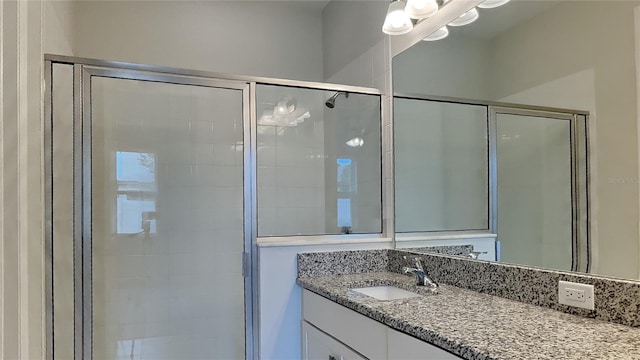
xmin=88 ymin=73 xmax=248 ymax=359
xmin=495 ymin=110 xmax=574 ymax=271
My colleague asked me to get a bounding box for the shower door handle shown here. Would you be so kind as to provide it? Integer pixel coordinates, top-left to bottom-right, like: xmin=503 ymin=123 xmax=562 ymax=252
xmin=242 ymin=251 xmax=249 ymax=277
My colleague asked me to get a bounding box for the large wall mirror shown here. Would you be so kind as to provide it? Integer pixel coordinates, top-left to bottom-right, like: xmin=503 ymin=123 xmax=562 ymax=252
xmin=393 ymin=0 xmax=640 ymax=280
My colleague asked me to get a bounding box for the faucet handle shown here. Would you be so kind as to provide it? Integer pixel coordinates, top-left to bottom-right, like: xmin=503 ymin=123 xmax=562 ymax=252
xmin=402 ymin=255 xmax=424 ymax=271
xmin=414 ymin=258 xmax=424 ymax=271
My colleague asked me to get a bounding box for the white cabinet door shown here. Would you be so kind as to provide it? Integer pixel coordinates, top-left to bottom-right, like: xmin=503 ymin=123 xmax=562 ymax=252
xmin=303 ymin=321 xmax=367 ymax=360
xmin=303 ymin=290 xmax=387 ymax=359
xmin=387 ymin=329 xmax=462 ymax=359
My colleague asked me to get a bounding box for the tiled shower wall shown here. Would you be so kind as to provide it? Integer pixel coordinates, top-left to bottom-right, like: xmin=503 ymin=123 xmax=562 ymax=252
xmin=256 ymin=87 xmax=327 ymax=236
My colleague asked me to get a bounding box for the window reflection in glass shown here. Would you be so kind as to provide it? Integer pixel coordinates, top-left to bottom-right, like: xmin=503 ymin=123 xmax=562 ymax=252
xmin=115 ymin=151 xmax=157 ymax=236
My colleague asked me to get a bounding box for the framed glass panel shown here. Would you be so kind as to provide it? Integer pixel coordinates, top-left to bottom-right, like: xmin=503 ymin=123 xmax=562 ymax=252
xmin=256 ymin=85 xmax=382 ymax=236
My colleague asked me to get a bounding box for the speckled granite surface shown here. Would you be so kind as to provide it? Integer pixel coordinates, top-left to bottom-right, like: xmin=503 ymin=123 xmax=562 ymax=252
xmin=298 ymin=272 xmax=640 ymax=360
xmin=297 ymin=250 xmax=388 ymax=278
xmin=390 ymin=250 xmax=640 ymax=327
xmin=298 ymin=249 xmax=640 ymax=328
xmin=296 ymin=247 xmax=471 ymax=277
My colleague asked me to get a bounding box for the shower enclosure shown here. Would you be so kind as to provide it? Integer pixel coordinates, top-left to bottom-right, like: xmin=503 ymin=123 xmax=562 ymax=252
xmin=45 ymin=56 xmax=383 ymax=359
xmin=393 ymin=95 xmax=589 ymax=271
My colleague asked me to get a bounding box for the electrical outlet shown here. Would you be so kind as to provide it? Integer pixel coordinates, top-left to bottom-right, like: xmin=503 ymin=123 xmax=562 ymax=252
xmin=558 ymin=280 xmax=594 ymax=310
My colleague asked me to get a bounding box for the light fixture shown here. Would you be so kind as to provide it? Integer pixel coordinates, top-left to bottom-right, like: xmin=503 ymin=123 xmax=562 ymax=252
xmin=448 ymin=8 xmax=479 ymax=27
xmin=382 ymin=0 xmax=413 ymax=35
xmin=477 ymin=0 xmax=510 ymax=9
xmin=381 ymin=0 xmax=502 ymax=36
xmin=405 ymin=0 xmax=438 ymax=19
xmin=422 ymin=26 xmax=449 ymax=41
xmin=346 ymin=137 xmax=364 ymax=147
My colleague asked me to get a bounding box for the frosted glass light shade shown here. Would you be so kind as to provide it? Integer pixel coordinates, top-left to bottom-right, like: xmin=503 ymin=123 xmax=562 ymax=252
xmin=346 ymin=137 xmax=364 ymax=147
xmin=405 ymin=0 xmax=438 ymax=19
xmin=478 ymin=0 xmax=510 ymax=9
xmin=382 ymin=0 xmax=413 ymax=35
xmin=422 ymin=26 xmax=449 ymax=41
xmin=449 ymin=8 xmax=479 ymax=27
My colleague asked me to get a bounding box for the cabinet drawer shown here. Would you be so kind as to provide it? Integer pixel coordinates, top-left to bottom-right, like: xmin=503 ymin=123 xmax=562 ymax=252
xmin=387 ymin=329 xmax=462 ymax=359
xmin=303 ymin=290 xmax=387 ymax=359
xmin=303 ymin=321 xmax=367 ymax=360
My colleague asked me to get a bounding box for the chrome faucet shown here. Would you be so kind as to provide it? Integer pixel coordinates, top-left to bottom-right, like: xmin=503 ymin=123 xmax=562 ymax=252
xmin=467 ymin=251 xmax=488 ymax=260
xmin=402 ymin=257 xmax=439 ymax=293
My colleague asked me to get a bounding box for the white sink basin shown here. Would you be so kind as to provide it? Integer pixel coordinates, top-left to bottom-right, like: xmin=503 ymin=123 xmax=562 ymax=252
xmin=351 ymin=285 xmax=421 ymax=300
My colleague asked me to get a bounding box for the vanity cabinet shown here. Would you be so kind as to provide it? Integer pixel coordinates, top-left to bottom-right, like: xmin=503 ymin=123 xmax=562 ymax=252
xmin=302 ymin=289 xmax=462 ymax=360
xmin=302 ymin=321 xmax=366 ymax=360
xmin=387 ymin=328 xmax=460 ymax=359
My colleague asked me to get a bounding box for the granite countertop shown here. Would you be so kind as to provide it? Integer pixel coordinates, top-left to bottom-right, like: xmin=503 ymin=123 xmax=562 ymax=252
xmin=297 ymin=272 xmax=640 ymax=360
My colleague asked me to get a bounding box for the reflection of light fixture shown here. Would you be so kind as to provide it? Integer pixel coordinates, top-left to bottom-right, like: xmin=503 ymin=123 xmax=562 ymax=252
xmin=478 ymin=0 xmax=510 ymax=9
xmin=422 ymin=26 xmax=449 ymax=41
xmin=346 ymin=137 xmax=364 ymax=147
xmin=258 ymin=97 xmax=310 ymax=127
xmin=382 ymin=0 xmax=413 ymax=35
xmin=449 ymin=8 xmax=479 ymax=27
xmin=274 ymin=101 xmax=288 ymax=116
xmin=273 ymin=98 xmax=296 ymax=116
xmin=405 ymin=0 xmax=438 ymax=19
xmin=295 ymin=111 xmax=311 ymax=124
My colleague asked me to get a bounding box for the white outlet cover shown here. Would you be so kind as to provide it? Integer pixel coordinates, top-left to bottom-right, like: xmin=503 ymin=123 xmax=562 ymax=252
xmin=558 ymin=280 xmax=595 ymax=310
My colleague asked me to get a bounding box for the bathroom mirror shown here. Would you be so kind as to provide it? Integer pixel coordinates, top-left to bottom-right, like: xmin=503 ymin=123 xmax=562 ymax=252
xmin=392 ymin=0 xmax=640 ymax=280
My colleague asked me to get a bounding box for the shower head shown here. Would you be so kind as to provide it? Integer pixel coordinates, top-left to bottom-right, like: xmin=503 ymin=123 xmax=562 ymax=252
xmin=325 ymin=92 xmax=349 ymax=108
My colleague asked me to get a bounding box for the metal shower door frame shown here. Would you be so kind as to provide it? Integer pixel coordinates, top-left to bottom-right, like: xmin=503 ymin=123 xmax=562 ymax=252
xmin=489 ymin=106 xmax=589 ymax=271
xmin=51 ymin=62 xmax=258 ymax=360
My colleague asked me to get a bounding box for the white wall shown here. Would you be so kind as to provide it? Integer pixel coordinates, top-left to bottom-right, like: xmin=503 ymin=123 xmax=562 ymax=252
xmin=393 ymin=33 xmax=493 ymax=99
xmin=44 ymin=0 xmax=75 ymax=56
xmin=72 ymin=1 xmax=324 ymax=81
xmin=1 ymin=0 xmax=48 ymax=358
xmin=394 ymin=100 xmax=488 ymax=232
xmin=0 ymin=0 xmax=76 ymax=357
xmin=322 ymin=0 xmax=388 ymax=87
xmin=258 ymin=240 xmax=391 ymax=359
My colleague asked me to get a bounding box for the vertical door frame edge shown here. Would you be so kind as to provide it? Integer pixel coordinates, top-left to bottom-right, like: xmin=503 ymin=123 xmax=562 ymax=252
xmin=246 ymin=82 xmax=260 ymax=360
xmin=43 ymin=59 xmax=54 ymax=360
